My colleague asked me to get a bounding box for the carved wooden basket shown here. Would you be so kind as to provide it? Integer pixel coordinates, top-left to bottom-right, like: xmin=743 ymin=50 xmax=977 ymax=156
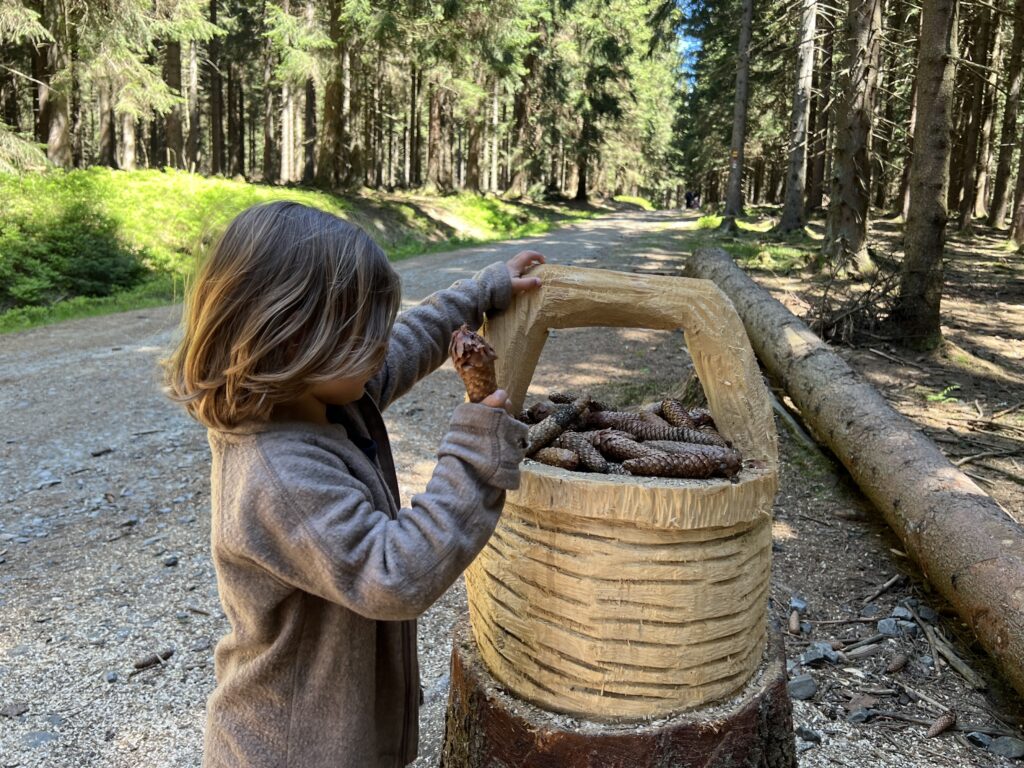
xmin=464 ymin=265 xmax=779 ymax=721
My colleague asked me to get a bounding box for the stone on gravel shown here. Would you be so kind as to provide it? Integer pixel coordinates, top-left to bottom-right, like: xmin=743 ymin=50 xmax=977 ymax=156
xmin=795 ymin=725 xmax=822 ymax=744
xmin=800 ymin=641 xmax=839 ymax=666
xmin=989 ymin=737 xmax=1024 ymax=759
xmin=847 ymin=708 xmax=873 ymax=724
xmin=23 ymin=731 xmax=58 ymax=748
xmin=890 ymin=606 xmax=913 ymax=621
xmin=163 ymin=554 xmax=179 ymax=567
xmin=788 ymin=674 xmax=817 ymax=700
xmin=0 ymin=701 xmax=29 ymax=718
xmin=966 ymin=731 xmax=993 ymax=748
xmin=105 ymin=671 xmax=118 ymax=683
xmin=877 ymin=618 xmax=899 ymax=636
xmin=789 ymin=595 xmax=808 ymax=614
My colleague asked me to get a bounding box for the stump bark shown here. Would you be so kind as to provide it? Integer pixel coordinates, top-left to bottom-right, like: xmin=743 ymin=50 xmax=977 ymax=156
xmin=440 ymin=615 xmax=796 ymax=768
xmin=686 ymin=245 xmax=1024 ymax=698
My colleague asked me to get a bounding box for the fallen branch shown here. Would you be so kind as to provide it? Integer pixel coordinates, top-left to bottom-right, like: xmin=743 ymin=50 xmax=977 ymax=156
xmin=686 ymin=246 xmax=1024 ymax=699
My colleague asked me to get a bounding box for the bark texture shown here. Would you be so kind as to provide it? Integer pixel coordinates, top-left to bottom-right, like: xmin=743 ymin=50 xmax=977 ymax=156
xmin=892 ymin=0 xmax=958 ymax=348
xmin=687 ymin=245 xmax=1024 ymax=702
xmin=988 ymin=0 xmax=1024 ymax=228
xmin=820 ymin=0 xmax=882 ymax=274
xmin=723 ymin=0 xmax=754 ymax=218
xmin=440 ymin=615 xmax=796 ymax=768
xmin=778 ymin=0 xmax=817 ymax=232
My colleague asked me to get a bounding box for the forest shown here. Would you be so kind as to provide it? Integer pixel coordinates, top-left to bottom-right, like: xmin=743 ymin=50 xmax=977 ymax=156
xmin=1 ymin=0 xmax=1023 ymax=345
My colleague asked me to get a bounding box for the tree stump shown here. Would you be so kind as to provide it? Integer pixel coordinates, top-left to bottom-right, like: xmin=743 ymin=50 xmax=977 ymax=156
xmin=440 ymin=615 xmax=796 ymax=768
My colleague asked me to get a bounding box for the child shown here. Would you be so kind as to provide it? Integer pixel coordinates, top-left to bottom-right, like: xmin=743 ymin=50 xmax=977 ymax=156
xmin=163 ymin=200 xmax=544 ymax=768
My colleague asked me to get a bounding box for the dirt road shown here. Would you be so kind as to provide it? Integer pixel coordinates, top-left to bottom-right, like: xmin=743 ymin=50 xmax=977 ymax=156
xmin=1 ymin=209 xmax=1018 ymax=768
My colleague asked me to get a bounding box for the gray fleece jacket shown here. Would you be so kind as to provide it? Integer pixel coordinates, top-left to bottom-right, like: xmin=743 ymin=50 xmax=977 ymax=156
xmin=201 ymin=262 xmax=528 ymax=768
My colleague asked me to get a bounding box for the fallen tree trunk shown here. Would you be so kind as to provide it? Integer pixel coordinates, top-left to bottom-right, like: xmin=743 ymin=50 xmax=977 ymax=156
xmin=687 ymin=246 xmax=1024 ymax=699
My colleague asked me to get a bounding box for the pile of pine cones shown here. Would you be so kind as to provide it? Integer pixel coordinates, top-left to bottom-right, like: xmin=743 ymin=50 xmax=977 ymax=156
xmin=518 ymin=393 xmax=742 ymax=480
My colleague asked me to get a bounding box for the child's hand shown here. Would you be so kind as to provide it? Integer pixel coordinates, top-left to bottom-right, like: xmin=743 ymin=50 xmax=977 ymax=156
xmin=481 ymin=389 xmax=513 ymax=414
xmin=506 ymin=251 xmax=545 ymax=295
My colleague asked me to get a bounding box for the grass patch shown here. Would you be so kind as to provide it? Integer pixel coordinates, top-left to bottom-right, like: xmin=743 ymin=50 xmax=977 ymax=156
xmin=612 ymin=195 xmax=655 ymax=211
xmin=0 ymin=170 xmax=597 ymax=333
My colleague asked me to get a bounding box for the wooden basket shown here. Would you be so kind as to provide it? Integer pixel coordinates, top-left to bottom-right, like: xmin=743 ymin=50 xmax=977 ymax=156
xmin=464 ymin=265 xmax=779 ymax=721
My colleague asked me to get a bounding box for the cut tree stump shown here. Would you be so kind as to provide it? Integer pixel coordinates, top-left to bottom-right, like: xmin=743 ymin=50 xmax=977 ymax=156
xmin=440 ymin=615 xmax=796 ymax=768
xmin=687 ymin=245 xmax=1024 ymax=699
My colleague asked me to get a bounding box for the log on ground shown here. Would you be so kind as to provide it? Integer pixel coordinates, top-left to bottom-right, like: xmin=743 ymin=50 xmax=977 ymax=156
xmin=686 ymin=245 xmax=1024 ymax=698
xmin=440 ymin=614 xmax=796 ymax=768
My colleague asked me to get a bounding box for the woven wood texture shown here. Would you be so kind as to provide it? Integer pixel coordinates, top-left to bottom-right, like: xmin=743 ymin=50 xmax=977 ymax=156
xmin=466 ymin=266 xmax=779 ymax=720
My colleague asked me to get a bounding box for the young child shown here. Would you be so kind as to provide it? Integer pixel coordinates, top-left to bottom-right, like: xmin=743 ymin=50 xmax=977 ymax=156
xmin=163 ymin=200 xmax=544 ymax=768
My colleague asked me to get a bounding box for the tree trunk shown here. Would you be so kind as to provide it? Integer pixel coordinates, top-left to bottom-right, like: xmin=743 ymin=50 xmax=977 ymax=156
xmin=686 ymin=244 xmax=1024 ymax=704
xmin=0 ymin=48 xmax=20 ymax=130
xmin=279 ymin=78 xmax=293 ymax=184
xmin=988 ymin=0 xmax=1024 ymax=228
xmin=302 ymin=77 xmax=316 ymax=184
xmin=490 ymin=79 xmax=499 ymax=192
xmin=1012 ymin=152 xmax=1024 ymax=247
xmin=316 ymin=0 xmax=344 ymax=188
xmin=262 ymin=44 xmax=277 ymax=182
xmin=898 ymin=74 xmax=918 ymax=220
xmin=972 ymin=18 xmax=1001 ymax=218
xmin=891 ymin=0 xmax=958 ymax=348
xmin=45 ymin=0 xmax=71 ymax=168
xmin=957 ymin=7 xmax=996 ymax=229
xmin=723 ymin=0 xmax=754 ymax=219
xmin=226 ymin=61 xmax=237 ymax=173
xmin=425 ymin=80 xmax=441 ymax=190
xmin=121 ymin=112 xmax=137 ymax=170
xmin=98 ymin=79 xmax=117 ymax=168
xmin=186 ymin=41 xmax=200 ymax=171
xmin=507 ymin=51 xmax=537 ymax=198
xmin=465 ymin=100 xmax=483 ymax=193
xmin=235 ymin=70 xmax=245 ymax=176
xmin=31 ymin=34 xmax=49 ymax=145
xmin=208 ymin=0 xmax=224 ymax=174
xmin=806 ymin=8 xmax=834 ymax=214
xmin=164 ymin=40 xmax=184 ymax=168
xmin=778 ymin=0 xmax=817 ymax=232
xmin=820 ymin=0 xmax=883 ymax=274
xmin=441 ymin=615 xmax=796 ymax=768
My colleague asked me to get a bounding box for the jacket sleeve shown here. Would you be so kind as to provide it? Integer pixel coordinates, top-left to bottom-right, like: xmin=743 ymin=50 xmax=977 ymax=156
xmin=366 ymin=261 xmax=513 ymax=411
xmin=226 ymin=404 xmax=528 ymax=621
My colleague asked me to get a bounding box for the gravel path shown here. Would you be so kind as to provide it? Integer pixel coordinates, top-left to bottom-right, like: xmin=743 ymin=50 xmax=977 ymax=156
xmin=2 ymin=209 xmax=1018 ymax=768
xmin=0 ymin=210 xmax=691 ymax=768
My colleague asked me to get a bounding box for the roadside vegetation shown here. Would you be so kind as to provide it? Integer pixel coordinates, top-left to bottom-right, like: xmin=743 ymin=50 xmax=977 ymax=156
xmin=0 ymin=169 xmax=599 ymax=333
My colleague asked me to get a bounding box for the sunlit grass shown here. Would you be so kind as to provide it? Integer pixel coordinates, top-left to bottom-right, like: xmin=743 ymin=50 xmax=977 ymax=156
xmin=612 ymin=194 xmax=655 ymax=211
xmin=0 ymin=171 xmax=597 ymax=333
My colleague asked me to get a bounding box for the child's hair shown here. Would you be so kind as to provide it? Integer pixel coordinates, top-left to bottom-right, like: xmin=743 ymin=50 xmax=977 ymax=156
xmin=163 ymin=201 xmax=402 ymax=430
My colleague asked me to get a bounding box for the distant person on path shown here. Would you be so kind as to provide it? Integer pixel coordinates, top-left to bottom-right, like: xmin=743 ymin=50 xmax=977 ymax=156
xmin=684 ymin=190 xmax=695 ymax=209
xmin=163 ymin=201 xmax=544 ymax=768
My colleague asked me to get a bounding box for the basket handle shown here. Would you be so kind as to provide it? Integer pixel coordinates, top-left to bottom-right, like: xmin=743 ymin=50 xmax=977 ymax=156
xmin=482 ymin=264 xmax=778 ymax=468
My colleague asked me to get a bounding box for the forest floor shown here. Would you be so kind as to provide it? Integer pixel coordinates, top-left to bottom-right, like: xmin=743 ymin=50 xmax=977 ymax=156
xmin=0 ymin=208 xmax=1022 ymax=767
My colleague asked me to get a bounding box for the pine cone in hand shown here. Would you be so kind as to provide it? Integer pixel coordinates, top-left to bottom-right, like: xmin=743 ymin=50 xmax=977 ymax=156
xmin=449 ymin=325 xmax=498 ymax=403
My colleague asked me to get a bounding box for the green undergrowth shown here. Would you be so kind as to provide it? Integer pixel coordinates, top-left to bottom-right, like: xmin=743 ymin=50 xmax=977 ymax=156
xmin=0 ymin=169 xmax=597 ymax=333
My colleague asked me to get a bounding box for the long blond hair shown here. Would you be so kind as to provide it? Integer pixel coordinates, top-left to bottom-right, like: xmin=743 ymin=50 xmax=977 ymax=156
xmin=163 ymin=201 xmax=401 ymax=429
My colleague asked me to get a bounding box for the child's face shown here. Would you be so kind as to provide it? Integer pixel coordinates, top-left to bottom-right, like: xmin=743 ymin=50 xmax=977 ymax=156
xmin=308 ymin=370 xmax=376 ymax=407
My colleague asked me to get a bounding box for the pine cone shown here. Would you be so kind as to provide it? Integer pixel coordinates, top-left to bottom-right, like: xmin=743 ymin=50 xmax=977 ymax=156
xmin=449 ymin=325 xmax=497 ymax=403
xmin=688 ymin=407 xmax=716 ymax=428
xmin=925 ymin=711 xmax=956 ymax=738
xmin=548 ymin=391 xmax=580 ymax=404
xmin=661 ymin=398 xmax=696 ymax=429
xmin=532 ymin=447 xmax=580 ymax=470
xmin=590 ymin=430 xmax=665 ymax=462
xmin=526 ymin=400 xmax=558 ymax=423
xmin=623 ymin=446 xmax=740 ymax=479
xmin=553 ymin=432 xmax=609 ymax=473
xmin=587 ymin=411 xmax=728 ymax=446
xmin=526 ymin=399 xmax=589 ymax=455
xmin=642 ymin=442 xmax=742 ymax=477
xmin=606 ymin=462 xmax=632 ymax=475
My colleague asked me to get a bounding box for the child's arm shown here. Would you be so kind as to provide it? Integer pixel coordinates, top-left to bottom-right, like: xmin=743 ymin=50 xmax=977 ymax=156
xmin=220 ymin=403 xmax=528 ymax=620
xmin=367 ymin=252 xmax=542 ymax=410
